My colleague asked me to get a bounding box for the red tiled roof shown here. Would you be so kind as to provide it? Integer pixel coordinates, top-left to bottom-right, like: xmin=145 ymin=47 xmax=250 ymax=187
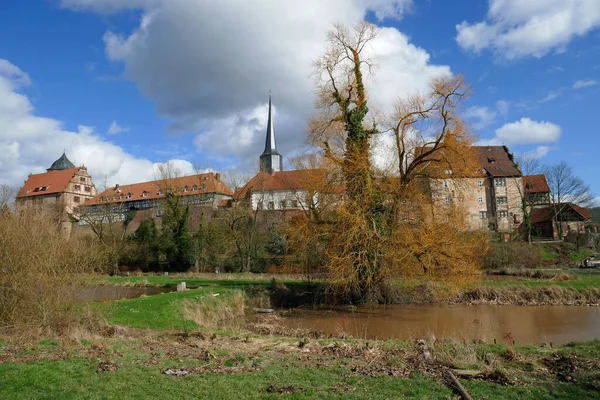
xmin=235 ymin=169 xmax=337 ymax=199
xmin=474 ymin=146 xmax=521 ymax=177
xmin=572 ymin=203 xmax=592 ymax=220
xmin=524 ymin=174 xmax=550 ymax=193
xmin=16 ymin=168 xmax=80 ymax=198
xmin=530 ymin=203 xmax=591 ymax=223
xmin=83 ymin=173 xmax=232 ymax=206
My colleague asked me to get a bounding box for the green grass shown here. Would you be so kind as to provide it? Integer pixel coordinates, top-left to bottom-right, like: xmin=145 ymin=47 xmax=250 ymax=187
xmin=86 ymin=275 xmax=308 ymax=289
xmin=537 ymin=246 xmax=560 ymax=261
xmin=567 ymin=248 xmax=593 ymax=262
xmin=2 ymin=339 xmax=599 ymax=399
xmin=0 ymin=356 xmax=453 ymax=399
xmin=95 ymin=288 xmax=227 ymax=330
xmin=481 ymin=269 xmax=600 ymax=291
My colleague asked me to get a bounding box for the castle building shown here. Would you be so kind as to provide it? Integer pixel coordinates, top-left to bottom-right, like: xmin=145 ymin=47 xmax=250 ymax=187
xmin=428 ymin=146 xmax=524 ymax=237
xmin=79 ymin=172 xmax=233 ymax=231
xmin=15 ymin=152 xmax=97 ymax=234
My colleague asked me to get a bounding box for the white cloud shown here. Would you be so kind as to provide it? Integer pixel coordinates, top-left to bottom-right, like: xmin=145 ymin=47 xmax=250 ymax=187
xmin=463 ymin=106 xmax=497 ymax=130
xmin=456 ymin=0 xmax=600 ymax=60
xmin=540 ymin=90 xmax=562 ymax=103
xmin=107 ymin=120 xmax=130 ymax=135
xmin=491 ymin=117 xmax=562 ymax=145
xmin=496 ymin=100 xmax=509 ymax=118
xmin=526 ymin=145 xmax=551 ymax=159
xmin=0 ymin=59 xmax=195 ymax=188
xmin=60 ymin=0 xmax=450 ymax=172
xmin=573 ymin=80 xmax=598 ymax=89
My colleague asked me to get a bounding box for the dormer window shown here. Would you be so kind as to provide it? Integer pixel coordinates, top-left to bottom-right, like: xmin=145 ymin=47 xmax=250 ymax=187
xmin=126 ymin=193 xmax=132 ymax=199
xmin=184 ymin=186 xmax=189 ymax=193
xmin=142 ymin=191 xmax=148 ymax=198
xmin=192 ymin=185 xmax=198 ymax=191
xmin=487 ymin=157 xmax=495 ymax=163
xmin=157 ymin=190 xmax=162 ymax=195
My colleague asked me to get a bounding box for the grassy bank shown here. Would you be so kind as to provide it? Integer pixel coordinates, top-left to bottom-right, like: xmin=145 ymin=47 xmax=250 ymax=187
xmin=1 ymin=334 xmax=599 ymax=399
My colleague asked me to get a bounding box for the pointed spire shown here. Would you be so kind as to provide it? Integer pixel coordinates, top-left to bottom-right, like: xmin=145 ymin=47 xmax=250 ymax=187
xmin=259 ymin=92 xmax=283 ymax=174
xmin=262 ymin=91 xmax=279 ymax=157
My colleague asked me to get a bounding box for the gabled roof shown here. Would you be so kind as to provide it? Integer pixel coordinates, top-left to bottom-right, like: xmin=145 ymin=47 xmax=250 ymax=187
xmin=530 ymin=202 xmax=592 ymax=224
xmin=17 ymin=168 xmax=80 ymax=198
xmin=474 ymin=146 xmax=521 ymax=177
xmin=524 ymin=174 xmax=550 ymax=193
xmin=48 ymin=152 xmax=76 ymax=171
xmin=235 ymin=169 xmax=335 ymax=199
xmin=83 ymin=172 xmax=232 ymax=206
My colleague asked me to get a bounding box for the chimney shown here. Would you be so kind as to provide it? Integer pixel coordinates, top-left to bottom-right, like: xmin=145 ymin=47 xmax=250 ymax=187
xmin=215 ymin=173 xmax=221 ymax=182
xmin=115 ymin=184 xmax=119 ymax=190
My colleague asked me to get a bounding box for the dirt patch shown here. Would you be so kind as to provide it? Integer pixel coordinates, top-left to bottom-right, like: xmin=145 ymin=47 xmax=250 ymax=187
xmin=95 ymin=361 xmax=119 ymax=373
xmin=264 ymin=384 xmax=305 ymax=395
xmin=162 ymin=362 xmax=262 ymax=376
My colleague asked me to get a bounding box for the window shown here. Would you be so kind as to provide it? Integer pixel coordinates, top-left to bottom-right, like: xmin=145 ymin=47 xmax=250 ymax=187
xmin=192 ymin=185 xmax=198 ymax=191
xmin=184 ymin=186 xmax=188 ymax=193
xmin=74 ymin=196 xmax=80 ymax=203
xmin=443 ymin=180 xmax=449 ymax=189
xmin=444 ymin=196 xmax=451 ymax=205
xmin=477 ymin=196 xmax=483 ymax=204
xmin=84 ymin=186 xmax=91 ymax=192
xmin=126 ymin=193 xmax=132 ymax=199
xmin=280 ymin=200 xmax=287 ymax=209
xmin=477 ymin=180 xmax=483 ymax=188
xmin=498 ymin=210 xmax=508 ymax=218
xmin=80 ymin=177 xmax=85 ymax=183
xmin=74 ymin=184 xmax=81 ymax=191
xmin=496 ymin=196 xmax=507 ymax=204
xmin=257 ymin=201 xmax=264 ymax=210
xmin=268 ymin=201 xmax=274 ymax=210
xmin=479 ymin=211 xmax=488 ymax=219
xmin=291 ymin=200 xmax=299 ymax=208
xmin=495 ymin=178 xmax=506 ymax=187
xmin=142 ymin=191 xmax=148 ymax=198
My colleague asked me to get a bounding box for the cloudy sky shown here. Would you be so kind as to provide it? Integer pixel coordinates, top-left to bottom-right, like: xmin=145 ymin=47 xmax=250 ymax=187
xmin=1 ymin=1 xmax=599 ymax=199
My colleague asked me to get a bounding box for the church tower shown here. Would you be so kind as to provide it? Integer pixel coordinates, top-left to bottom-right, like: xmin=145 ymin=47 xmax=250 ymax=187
xmin=259 ymin=93 xmax=283 ymax=174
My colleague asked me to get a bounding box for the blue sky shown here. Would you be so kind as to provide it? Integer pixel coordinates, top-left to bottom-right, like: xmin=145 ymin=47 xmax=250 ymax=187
xmin=0 ymin=0 xmax=599 ymax=201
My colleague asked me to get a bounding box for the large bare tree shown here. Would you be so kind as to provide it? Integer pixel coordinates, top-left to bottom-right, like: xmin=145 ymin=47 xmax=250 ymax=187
xmin=545 ymin=161 xmax=592 ymax=238
xmin=309 ymin=22 xmax=485 ymax=301
xmin=0 ymin=184 xmax=15 ymax=212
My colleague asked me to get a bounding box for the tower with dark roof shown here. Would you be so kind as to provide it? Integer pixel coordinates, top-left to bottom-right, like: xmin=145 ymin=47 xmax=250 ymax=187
xmin=47 ymin=152 xmax=76 ymax=171
xmin=259 ymin=93 xmax=283 ymax=174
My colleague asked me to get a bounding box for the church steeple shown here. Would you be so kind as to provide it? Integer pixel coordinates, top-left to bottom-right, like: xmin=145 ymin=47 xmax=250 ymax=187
xmin=259 ymin=92 xmax=283 ymax=174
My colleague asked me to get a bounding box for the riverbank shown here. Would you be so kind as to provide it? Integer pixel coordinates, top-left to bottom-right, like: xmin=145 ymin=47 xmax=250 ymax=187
xmin=82 ymin=268 xmax=600 ymax=307
xmin=1 ymin=330 xmax=599 ymax=399
xmin=2 ymin=273 xmax=600 ymax=399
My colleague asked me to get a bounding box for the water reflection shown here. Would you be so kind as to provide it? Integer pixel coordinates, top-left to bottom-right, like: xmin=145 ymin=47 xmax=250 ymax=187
xmin=278 ymin=305 xmax=600 ymax=345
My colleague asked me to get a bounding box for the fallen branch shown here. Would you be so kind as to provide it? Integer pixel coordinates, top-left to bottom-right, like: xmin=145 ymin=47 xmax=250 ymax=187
xmin=445 ymin=368 xmax=473 ymax=400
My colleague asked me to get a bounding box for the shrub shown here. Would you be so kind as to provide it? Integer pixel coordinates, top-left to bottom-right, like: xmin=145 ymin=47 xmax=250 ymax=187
xmin=182 ymin=290 xmax=246 ymax=329
xmin=484 ymin=242 xmax=542 ymax=270
xmin=0 ymin=210 xmax=107 ymax=336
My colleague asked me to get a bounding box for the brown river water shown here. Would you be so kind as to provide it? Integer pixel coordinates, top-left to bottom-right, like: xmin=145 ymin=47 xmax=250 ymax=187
xmin=277 ymin=305 xmax=600 ymax=346
xmin=73 ymin=285 xmax=600 ymax=346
